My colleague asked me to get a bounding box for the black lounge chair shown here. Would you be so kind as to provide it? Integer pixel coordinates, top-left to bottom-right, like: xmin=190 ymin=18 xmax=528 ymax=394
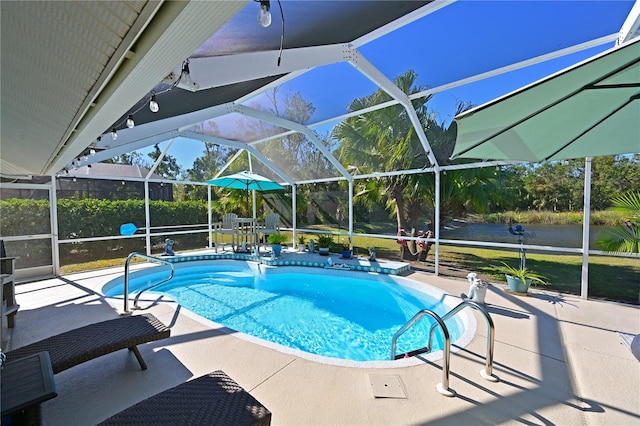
xmin=99 ymin=370 xmax=272 ymax=425
xmin=5 ymin=314 xmax=170 ymax=373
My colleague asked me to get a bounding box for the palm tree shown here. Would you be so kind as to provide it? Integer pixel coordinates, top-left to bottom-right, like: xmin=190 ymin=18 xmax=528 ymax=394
xmin=333 ymin=70 xmax=508 ymax=253
xmin=333 ymin=70 xmax=433 ymax=234
xmin=597 ymin=191 xmax=640 ymax=253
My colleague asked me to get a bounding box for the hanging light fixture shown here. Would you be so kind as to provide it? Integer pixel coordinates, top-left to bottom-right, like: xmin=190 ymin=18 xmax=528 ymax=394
xmin=126 ymin=114 xmax=135 ymax=128
xmin=111 ymin=128 xmax=118 ymax=140
xmin=257 ymin=0 xmax=271 ymax=27
xmin=149 ymin=94 xmax=159 ymax=113
xmin=180 ymin=59 xmax=193 ymax=86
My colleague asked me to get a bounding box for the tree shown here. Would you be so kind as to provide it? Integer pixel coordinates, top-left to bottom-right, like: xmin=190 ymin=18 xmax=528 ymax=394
xmin=104 ymin=152 xmax=150 ymax=168
xmin=333 ymin=70 xmax=432 ymax=236
xmin=524 ymin=160 xmax=583 ymax=211
xmin=333 ymin=70 xmax=508 ymax=249
xmin=597 ymin=191 xmax=640 ymax=254
xmin=182 ymin=120 xmax=234 ymax=202
xmin=148 ymin=144 xmax=180 ymax=179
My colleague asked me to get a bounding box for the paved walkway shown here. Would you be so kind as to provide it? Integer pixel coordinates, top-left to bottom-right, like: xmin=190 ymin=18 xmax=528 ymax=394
xmin=5 ymin=261 xmax=639 ymax=425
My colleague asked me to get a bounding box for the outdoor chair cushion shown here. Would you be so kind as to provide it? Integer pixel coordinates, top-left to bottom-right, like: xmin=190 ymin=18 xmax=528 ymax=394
xmin=5 ymin=313 xmax=170 ymax=374
xmin=98 ymin=370 xmax=272 ymax=425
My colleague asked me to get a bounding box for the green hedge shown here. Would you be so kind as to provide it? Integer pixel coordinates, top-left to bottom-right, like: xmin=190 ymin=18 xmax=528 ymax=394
xmin=0 ymin=198 xmax=51 ymax=236
xmin=1 ymin=198 xmax=214 ymax=265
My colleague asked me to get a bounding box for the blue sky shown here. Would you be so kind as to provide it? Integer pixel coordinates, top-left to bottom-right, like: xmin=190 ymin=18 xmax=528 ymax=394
xmin=151 ymin=1 xmax=635 ymax=170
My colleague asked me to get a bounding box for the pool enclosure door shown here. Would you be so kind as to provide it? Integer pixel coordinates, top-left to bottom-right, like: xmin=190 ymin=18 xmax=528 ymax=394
xmin=0 ymin=177 xmax=58 ymax=280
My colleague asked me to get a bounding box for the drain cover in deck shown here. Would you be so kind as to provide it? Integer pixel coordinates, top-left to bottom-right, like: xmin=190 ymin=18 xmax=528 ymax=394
xmin=369 ymin=374 xmax=407 ymax=399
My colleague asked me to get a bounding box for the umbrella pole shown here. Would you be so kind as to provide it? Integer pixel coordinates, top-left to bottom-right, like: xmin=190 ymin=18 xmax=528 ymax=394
xmin=246 ymin=183 xmax=250 ymax=215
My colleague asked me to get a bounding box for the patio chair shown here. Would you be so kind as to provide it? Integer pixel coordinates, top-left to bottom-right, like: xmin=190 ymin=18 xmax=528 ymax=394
xmin=214 ymin=213 xmax=238 ymax=252
xmin=98 ymin=370 xmax=271 ymax=425
xmin=5 ymin=313 xmax=170 ymax=374
xmin=258 ymin=213 xmax=280 ymax=252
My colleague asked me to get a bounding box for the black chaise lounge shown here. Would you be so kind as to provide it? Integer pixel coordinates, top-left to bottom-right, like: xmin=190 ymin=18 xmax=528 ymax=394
xmin=99 ymin=370 xmax=272 ymax=425
xmin=5 ymin=313 xmax=170 ymax=373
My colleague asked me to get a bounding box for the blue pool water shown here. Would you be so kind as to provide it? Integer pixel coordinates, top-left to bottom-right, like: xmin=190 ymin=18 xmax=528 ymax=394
xmin=103 ymin=262 xmax=469 ymax=362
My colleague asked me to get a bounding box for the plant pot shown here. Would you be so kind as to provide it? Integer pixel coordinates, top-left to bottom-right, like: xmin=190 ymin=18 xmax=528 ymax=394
xmin=318 ymin=247 xmax=329 ymax=256
xmin=341 ymin=249 xmax=352 ymax=259
xmin=298 ymin=244 xmax=306 ymax=252
xmin=271 ymin=244 xmax=282 ymax=257
xmin=506 ymin=274 xmax=531 ymax=293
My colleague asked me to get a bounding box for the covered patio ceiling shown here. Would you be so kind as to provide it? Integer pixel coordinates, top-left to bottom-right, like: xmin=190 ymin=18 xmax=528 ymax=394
xmin=1 ymin=1 xmax=639 ymax=180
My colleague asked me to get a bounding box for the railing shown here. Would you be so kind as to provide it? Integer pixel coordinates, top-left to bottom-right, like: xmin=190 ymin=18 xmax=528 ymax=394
xmin=123 ymin=252 xmax=174 ymax=314
xmin=390 ymin=309 xmax=455 ymax=396
xmin=426 ymin=300 xmax=498 ymax=382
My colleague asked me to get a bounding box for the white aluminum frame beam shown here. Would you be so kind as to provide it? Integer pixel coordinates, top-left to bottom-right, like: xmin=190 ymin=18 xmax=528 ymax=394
xmin=617 ymin=0 xmax=640 ymax=45
xmin=352 ymin=0 xmax=456 ymax=47
xmin=166 ymin=44 xmax=351 ymax=92
xmin=346 ymin=49 xmax=440 ymax=170
xmin=179 ymin=131 xmax=295 ymax=186
xmin=232 ymin=104 xmax=352 ymax=180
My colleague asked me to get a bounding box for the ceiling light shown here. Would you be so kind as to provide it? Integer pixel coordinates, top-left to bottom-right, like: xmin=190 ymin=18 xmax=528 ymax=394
xmin=126 ymin=114 xmax=135 ymax=128
xmin=90 ymin=148 xmax=96 ymax=156
xmin=111 ymin=128 xmax=118 ymax=140
xmin=149 ymin=94 xmax=159 ymax=113
xmin=257 ymin=0 xmax=271 ymax=27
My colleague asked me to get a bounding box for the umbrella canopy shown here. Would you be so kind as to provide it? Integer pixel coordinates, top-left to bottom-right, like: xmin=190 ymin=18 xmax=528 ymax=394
xmin=451 ymin=37 xmax=640 ymax=163
xmin=206 ymin=171 xmax=285 ymax=212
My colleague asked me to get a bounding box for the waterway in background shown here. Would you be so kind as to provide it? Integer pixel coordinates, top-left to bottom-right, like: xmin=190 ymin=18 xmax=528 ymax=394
xmin=440 ymin=223 xmax=608 ymax=250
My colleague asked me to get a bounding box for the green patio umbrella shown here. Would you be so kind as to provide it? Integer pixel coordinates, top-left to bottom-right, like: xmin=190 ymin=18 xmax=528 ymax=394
xmin=451 ymin=37 xmax=640 ymax=162
xmin=206 ymin=170 xmax=285 ymax=213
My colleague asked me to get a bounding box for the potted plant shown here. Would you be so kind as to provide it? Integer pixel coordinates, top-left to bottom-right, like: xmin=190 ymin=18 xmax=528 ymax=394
xmin=499 ymin=262 xmax=547 ymax=293
xmin=317 ymin=234 xmax=333 ymax=256
xmin=268 ymin=233 xmax=287 ymax=257
xmin=297 ymin=235 xmax=306 ymax=252
xmin=340 ymin=239 xmax=352 ymax=259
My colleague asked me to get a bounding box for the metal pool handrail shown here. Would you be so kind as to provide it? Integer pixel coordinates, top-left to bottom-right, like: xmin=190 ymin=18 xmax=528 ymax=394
xmin=426 ymin=300 xmax=498 ymax=382
xmin=390 ymin=309 xmax=454 ymax=396
xmin=123 ymin=252 xmax=174 ymax=314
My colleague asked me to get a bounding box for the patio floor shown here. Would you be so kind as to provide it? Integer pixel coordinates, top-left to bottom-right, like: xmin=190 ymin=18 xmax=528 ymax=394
xmin=4 ymin=256 xmax=639 ymax=425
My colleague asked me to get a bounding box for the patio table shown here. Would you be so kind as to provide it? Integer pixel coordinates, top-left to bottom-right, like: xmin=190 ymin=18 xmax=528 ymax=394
xmin=1 ymin=351 xmax=57 ymax=424
xmin=234 ymin=218 xmax=257 ymax=253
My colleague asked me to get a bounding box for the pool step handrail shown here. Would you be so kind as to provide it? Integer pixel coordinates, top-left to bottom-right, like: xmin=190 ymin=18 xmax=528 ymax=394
xmin=426 ymin=300 xmax=499 ymax=383
xmin=390 ymin=309 xmax=455 ymax=396
xmin=123 ymin=252 xmax=175 ymax=314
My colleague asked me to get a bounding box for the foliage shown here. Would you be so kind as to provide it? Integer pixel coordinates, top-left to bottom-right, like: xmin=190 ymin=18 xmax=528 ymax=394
xmin=317 ymin=234 xmax=334 ymax=247
xmin=104 ymin=151 xmax=150 ymax=168
xmin=515 ymin=154 xmax=640 ymax=212
xmin=597 ymin=191 xmax=640 ymax=253
xmin=332 ymin=69 xmax=509 ymax=248
xmin=0 ymin=198 xmax=208 ymax=239
xmin=0 ymin=198 xmax=51 ymax=236
xmin=267 ymin=233 xmax=287 ymax=244
xmin=498 ymin=262 xmax=547 ymax=285
xmin=477 ymin=210 xmax=626 ymax=226
xmin=297 ymin=235 xmax=305 ymax=244
xmin=147 ymin=144 xmax=181 ymax=179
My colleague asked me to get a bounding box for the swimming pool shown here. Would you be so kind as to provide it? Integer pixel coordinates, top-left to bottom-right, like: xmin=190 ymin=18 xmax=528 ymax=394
xmin=103 ymin=261 xmax=475 ymax=365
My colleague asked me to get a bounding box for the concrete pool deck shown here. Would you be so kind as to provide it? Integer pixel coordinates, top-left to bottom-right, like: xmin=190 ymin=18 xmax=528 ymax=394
xmin=4 ymin=258 xmax=639 ymax=425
